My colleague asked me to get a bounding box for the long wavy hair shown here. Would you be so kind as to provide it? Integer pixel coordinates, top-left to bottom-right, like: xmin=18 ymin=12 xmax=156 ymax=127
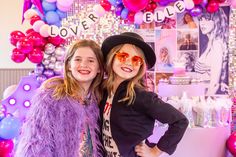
xmin=103 ymin=44 xmax=147 ymax=105
xmin=42 ymin=39 xmax=104 ymax=103
xmin=199 ymin=7 xmax=229 ymax=93
xmin=183 ymin=12 xmax=194 ymax=24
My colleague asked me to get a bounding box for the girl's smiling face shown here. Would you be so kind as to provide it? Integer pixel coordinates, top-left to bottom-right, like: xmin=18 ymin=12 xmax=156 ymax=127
xmin=69 ymin=47 xmax=100 ymax=85
xmin=112 ymin=44 xmax=144 ymax=83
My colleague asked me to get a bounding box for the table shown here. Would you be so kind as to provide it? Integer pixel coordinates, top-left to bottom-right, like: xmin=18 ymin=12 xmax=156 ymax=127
xmin=148 ymin=125 xmax=231 ymax=157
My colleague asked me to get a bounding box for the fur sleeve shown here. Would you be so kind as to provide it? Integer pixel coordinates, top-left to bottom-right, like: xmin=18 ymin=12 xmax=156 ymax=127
xmin=14 ymin=89 xmax=55 ymax=157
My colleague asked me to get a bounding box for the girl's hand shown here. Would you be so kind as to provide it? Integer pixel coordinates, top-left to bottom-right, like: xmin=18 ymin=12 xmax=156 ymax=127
xmin=135 ymin=142 xmax=163 ymax=157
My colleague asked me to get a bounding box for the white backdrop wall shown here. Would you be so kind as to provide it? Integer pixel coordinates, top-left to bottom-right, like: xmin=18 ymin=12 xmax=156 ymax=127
xmin=0 ymin=1 xmax=34 ymax=69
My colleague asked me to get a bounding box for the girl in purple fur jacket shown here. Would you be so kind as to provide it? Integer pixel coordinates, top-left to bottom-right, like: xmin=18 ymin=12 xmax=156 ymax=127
xmin=15 ymin=39 xmax=104 ymax=157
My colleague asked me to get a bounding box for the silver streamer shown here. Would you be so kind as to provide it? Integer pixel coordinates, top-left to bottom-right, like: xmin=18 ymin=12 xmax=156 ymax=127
xmin=229 ymin=9 xmax=236 ymax=97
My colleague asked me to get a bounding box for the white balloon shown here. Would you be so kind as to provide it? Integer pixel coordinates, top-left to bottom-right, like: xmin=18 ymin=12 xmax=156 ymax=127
xmin=184 ymin=0 xmax=194 ymax=10
xmin=39 ymin=24 xmax=50 ymax=37
xmin=3 ymin=85 xmax=17 ymax=99
xmin=93 ymin=4 xmax=106 ymax=17
xmin=24 ymin=9 xmax=38 ymax=20
xmin=55 ymin=47 xmax=66 ymax=56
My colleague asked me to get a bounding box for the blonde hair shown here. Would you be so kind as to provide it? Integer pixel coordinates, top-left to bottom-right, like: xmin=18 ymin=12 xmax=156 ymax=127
xmin=42 ymin=39 xmax=104 ymax=103
xmin=103 ymin=44 xmax=146 ymax=105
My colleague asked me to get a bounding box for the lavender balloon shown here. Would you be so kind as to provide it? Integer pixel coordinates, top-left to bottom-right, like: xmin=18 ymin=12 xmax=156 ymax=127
xmin=34 ymin=64 xmax=45 ymax=75
xmin=189 ymin=5 xmax=203 ymax=16
xmin=43 ymin=69 xmax=55 ymax=78
xmin=201 ymin=0 xmax=208 ymax=7
xmin=116 ymin=0 xmax=123 ymax=6
xmin=36 ymin=75 xmax=47 ymax=83
xmin=115 ymin=4 xmax=124 ymax=16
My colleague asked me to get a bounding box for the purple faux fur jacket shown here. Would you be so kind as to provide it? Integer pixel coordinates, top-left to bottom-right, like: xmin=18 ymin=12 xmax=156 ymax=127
xmin=15 ymin=88 xmax=103 ymax=157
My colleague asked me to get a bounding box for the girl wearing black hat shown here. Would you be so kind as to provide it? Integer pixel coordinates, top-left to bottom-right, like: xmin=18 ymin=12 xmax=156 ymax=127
xmin=100 ymin=32 xmax=189 ymax=157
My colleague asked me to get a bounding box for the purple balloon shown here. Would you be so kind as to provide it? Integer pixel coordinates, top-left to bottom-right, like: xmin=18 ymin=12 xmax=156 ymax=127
xmin=36 ymin=75 xmax=47 ymax=83
xmin=34 ymin=64 xmax=45 ymax=75
xmin=115 ymin=4 xmax=124 ymax=16
xmin=201 ymin=0 xmax=208 ymax=7
xmin=115 ymin=0 xmax=123 ymax=6
xmin=31 ymin=0 xmax=44 ymax=15
xmin=43 ymin=69 xmax=55 ymax=78
xmin=158 ymin=0 xmax=171 ymax=6
xmin=189 ymin=5 xmax=203 ymax=16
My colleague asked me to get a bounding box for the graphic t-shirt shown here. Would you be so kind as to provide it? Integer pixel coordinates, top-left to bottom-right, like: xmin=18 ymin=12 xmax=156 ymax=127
xmin=78 ymin=125 xmax=93 ymax=157
xmin=102 ymin=94 xmax=121 ymax=157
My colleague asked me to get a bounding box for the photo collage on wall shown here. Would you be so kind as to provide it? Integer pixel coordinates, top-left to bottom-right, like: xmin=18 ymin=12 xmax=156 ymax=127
xmin=134 ymin=6 xmax=230 ymax=96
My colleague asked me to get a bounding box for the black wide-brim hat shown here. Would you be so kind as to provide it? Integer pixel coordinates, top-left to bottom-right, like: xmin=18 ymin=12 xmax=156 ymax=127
xmin=101 ymin=32 xmax=156 ymax=69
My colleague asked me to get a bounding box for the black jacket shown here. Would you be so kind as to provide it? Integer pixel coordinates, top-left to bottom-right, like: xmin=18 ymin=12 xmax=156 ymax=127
xmin=100 ymin=81 xmax=189 ymax=157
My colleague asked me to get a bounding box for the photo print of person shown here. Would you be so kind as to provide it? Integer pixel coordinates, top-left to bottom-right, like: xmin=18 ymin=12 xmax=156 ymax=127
xmin=146 ymin=71 xmax=155 ymax=92
xmin=177 ymin=12 xmax=198 ymax=29
xmin=178 ymin=51 xmax=198 ymax=72
xmin=195 ymin=6 xmax=230 ymax=95
xmin=155 ymin=29 xmax=177 ymax=72
xmin=177 ymin=30 xmax=198 ymax=51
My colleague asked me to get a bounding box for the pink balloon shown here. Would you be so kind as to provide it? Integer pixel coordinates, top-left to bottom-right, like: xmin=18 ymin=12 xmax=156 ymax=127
xmin=100 ymin=0 xmax=111 ymax=11
xmin=134 ymin=12 xmax=143 ymax=24
xmin=232 ymin=0 xmax=236 ymax=8
xmin=25 ymin=28 xmax=35 ymax=35
xmin=56 ymin=3 xmax=71 ymax=12
xmin=16 ymin=37 xmax=34 ymax=54
xmin=206 ymin=1 xmax=219 ymax=13
xmin=57 ymin=0 xmax=74 ymax=8
xmin=30 ymin=15 xmax=41 ymax=25
xmin=217 ymin=0 xmax=226 ymax=3
xmin=193 ymin=0 xmax=203 ymax=5
xmin=123 ymin=0 xmax=149 ymax=12
xmin=32 ymin=20 xmax=45 ymax=32
xmin=11 ymin=48 xmax=27 ymax=63
xmin=27 ymin=32 xmax=44 ymax=47
xmin=0 ymin=139 xmax=14 ymax=154
xmin=48 ymin=36 xmax=65 ymax=46
xmin=27 ymin=48 xmax=44 ymax=63
xmin=227 ymin=132 xmax=236 ymax=155
xmin=10 ymin=31 xmax=25 ymax=46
